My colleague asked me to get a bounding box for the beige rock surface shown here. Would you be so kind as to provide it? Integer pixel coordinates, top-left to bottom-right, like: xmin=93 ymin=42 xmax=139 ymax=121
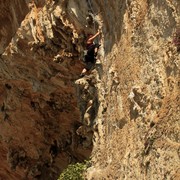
xmin=0 ymin=0 xmax=179 ymax=179
xmin=85 ymin=0 xmax=180 ymax=179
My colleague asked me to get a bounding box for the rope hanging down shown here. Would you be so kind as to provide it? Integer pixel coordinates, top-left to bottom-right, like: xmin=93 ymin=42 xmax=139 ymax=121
xmin=87 ymin=0 xmax=96 ymax=33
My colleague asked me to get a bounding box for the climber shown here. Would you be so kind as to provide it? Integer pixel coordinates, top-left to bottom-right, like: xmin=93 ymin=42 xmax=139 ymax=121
xmin=80 ymin=30 xmax=101 ymax=77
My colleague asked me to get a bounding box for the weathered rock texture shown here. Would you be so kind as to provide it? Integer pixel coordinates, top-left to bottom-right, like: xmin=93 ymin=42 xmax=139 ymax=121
xmin=85 ymin=0 xmax=180 ymax=180
xmin=0 ymin=0 xmax=92 ymax=179
xmin=0 ymin=0 xmax=29 ymax=54
xmin=0 ymin=0 xmax=179 ymax=180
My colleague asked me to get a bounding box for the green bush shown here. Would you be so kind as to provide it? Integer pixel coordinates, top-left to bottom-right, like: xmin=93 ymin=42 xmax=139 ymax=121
xmin=58 ymin=161 xmax=89 ymax=180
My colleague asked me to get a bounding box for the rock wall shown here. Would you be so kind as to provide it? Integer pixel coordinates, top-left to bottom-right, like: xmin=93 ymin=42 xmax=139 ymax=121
xmin=0 ymin=0 xmax=29 ymax=54
xmin=0 ymin=0 xmax=92 ymax=179
xmin=0 ymin=0 xmax=179 ymax=179
xmin=85 ymin=0 xmax=180 ymax=179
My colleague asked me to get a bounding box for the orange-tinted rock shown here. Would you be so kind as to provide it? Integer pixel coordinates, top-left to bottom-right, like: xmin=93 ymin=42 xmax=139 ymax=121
xmin=0 ymin=0 xmax=179 ymax=180
xmin=0 ymin=0 xmax=29 ymax=54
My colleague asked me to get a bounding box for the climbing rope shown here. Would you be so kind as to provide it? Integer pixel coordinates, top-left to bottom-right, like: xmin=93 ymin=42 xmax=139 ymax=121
xmin=87 ymin=0 xmax=96 ymax=33
xmin=88 ymin=0 xmax=95 ymax=15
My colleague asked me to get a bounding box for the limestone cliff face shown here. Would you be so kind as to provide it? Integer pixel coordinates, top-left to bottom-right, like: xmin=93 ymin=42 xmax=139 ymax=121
xmin=85 ymin=0 xmax=180 ymax=179
xmin=0 ymin=1 xmax=91 ymax=179
xmin=0 ymin=0 xmax=29 ymax=54
xmin=0 ymin=0 xmax=179 ymax=180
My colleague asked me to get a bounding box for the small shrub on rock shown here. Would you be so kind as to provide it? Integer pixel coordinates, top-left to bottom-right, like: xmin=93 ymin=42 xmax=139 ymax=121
xmin=58 ymin=161 xmax=89 ymax=180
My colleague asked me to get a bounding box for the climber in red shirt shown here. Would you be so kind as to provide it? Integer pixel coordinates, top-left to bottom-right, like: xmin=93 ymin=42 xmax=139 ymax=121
xmin=80 ymin=30 xmax=101 ymax=77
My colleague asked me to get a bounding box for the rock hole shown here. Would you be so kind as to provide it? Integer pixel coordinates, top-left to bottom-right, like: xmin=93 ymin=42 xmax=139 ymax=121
xmin=118 ymin=118 xmax=127 ymax=129
xmin=49 ymin=140 xmax=58 ymax=158
xmin=150 ymin=121 xmax=155 ymax=128
xmin=1 ymin=103 xmax=5 ymax=111
xmin=4 ymin=113 xmax=9 ymax=121
xmin=5 ymin=83 xmax=12 ymax=90
xmin=30 ymin=101 xmax=36 ymax=110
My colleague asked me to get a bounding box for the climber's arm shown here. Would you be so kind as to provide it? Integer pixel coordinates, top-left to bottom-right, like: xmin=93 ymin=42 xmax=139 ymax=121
xmin=87 ymin=31 xmax=101 ymax=43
